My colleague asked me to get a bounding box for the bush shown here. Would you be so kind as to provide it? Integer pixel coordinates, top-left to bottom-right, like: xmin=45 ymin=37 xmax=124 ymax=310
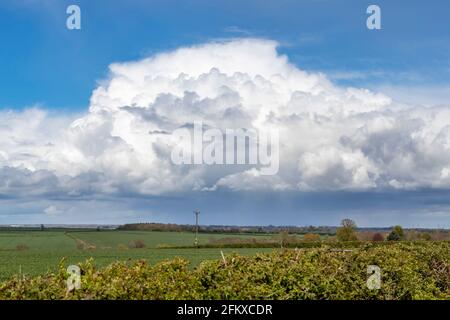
xmin=303 ymin=233 xmax=321 ymax=241
xmin=0 ymin=242 xmax=448 ymax=300
xmin=372 ymin=233 xmax=384 ymax=242
xmin=387 ymin=226 xmax=404 ymax=241
xmin=128 ymin=239 xmax=146 ymax=249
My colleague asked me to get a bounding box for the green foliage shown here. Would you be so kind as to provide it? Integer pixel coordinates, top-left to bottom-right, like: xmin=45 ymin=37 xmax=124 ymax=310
xmin=0 ymin=230 xmax=273 ymax=280
xmin=336 ymin=219 xmax=358 ymax=242
xmin=0 ymin=242 xmax=448 ymax=300
xmin=387 ymin=226 xmax=405 ymax=241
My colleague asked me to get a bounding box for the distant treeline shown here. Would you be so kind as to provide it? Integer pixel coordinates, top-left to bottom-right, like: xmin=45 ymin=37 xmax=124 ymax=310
xmin=118 ymin=222 xmax=337 ymax=234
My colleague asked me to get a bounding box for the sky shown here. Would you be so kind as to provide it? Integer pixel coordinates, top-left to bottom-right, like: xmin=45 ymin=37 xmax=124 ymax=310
xmin=1 ymin=0 xmax=450 ymax=227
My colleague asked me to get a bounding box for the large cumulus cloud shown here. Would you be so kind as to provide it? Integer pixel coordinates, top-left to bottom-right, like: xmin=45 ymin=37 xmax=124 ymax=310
xmin=1 ymin=38 xmax=450 ymax=197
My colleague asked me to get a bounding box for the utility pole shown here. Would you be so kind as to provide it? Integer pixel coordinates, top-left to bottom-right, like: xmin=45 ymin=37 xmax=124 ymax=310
xmin=194 ymin=209 xmax=200 ymax=247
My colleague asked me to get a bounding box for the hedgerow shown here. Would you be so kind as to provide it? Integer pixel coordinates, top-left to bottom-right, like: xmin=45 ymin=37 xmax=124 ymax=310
xmin=0 ymin=242 xmax=448 ymax=300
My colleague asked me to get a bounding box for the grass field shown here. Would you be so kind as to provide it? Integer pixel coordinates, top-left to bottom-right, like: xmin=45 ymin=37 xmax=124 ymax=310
xmin=0 ymin=230 xmax=275 ymax=280
xmin=1 ymin=241 xmax=448 ymax=299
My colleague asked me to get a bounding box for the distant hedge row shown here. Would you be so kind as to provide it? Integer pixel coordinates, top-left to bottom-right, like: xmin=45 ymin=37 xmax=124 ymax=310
xmin=0 ymin=242 xmax=448 ymax=300
xmin=167 ymin=239 xmax=450 ymax=249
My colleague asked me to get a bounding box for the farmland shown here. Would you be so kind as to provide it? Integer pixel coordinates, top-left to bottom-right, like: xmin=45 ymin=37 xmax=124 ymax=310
xmin=0 ymin=241 xmax=448 ymax=300
xmin=0 ymin=229 xmax=274 ymax=280
xmin=0 ymin=227 xmax=449 ymax=300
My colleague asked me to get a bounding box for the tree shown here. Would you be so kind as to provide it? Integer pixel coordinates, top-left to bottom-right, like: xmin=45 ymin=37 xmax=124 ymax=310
xmin=341 ymin=219 xmax=357 ymax=229
xmin=387 ymin=225 xmax=404 ymax=241
xmin=279 ymin=230 xmax=296 ymax=247
xmin=372 ymin=233 xmax=384 ymax=242
xmin=336 ymin=219 xmax=358 ymax=242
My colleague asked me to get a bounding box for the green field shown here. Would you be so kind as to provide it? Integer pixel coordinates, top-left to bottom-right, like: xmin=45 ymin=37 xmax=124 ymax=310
xmin=0 ymin=230 xmax=275 ymax=280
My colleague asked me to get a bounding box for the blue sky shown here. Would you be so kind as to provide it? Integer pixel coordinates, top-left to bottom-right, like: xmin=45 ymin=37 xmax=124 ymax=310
xmin=1 ymin=1 xmax=450 ymax=228
xmin=1 ymin=0 xmax=450 ymax=109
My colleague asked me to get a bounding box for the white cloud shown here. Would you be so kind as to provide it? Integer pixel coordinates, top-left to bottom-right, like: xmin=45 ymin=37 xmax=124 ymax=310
xmin=44 ymin=205 xmax=62 ymax=216
xmin=2 ymin=38 xmax=450 ymax=196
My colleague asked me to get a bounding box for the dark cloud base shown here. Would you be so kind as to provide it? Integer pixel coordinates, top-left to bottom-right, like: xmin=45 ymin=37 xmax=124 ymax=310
xmin=1 ymin=190 xmax=449 ymax=228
